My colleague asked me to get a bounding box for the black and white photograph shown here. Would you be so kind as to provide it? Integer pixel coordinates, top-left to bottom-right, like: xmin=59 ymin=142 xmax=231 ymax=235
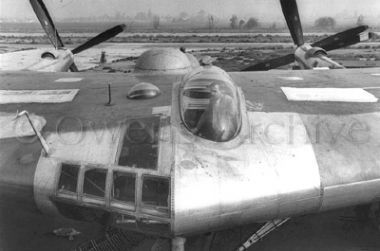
xmin=0 ymin=0 xmax=380 ymax=250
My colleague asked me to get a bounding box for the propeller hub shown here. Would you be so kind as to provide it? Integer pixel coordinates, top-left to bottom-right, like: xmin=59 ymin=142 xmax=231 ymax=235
xmin=295 ymin=44 xmax=343 ymax=70
xmin=304 ymin=46 xmax=327 ymax=59
xmin=242 ymin=0 xmax=369 ymax=72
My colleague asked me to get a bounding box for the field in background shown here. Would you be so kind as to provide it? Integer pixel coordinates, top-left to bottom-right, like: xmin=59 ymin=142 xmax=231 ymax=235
xmin=1 ymin=21 xmax=379 ymax=72
xmin=1 ymin=21 xmax=380 ymax=34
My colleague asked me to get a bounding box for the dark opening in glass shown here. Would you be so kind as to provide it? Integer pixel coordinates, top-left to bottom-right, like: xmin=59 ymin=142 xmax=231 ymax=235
xmin=83 ymin=168 xmax=107 ymax=198
xmin=58 ymin=163 xmax=80 ymax=193
xmin=118 ymin=117 xmax=160 ymax=169
xmin=142 ymin=176 xmax=169 ymax=213
xmin=112 ymin=171 xmax=136 ymax=204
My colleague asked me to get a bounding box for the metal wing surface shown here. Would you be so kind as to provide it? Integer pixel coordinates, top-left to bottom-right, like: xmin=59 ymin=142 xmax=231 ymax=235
xmin=230 ymin=68 xmax=380 ymax=194
xmin=0 ymin=71 xmax=175 ymax=127
xmin=0 ymin=70 xmax=176 ymax=251
xmin=230 ymin=68 xmax=380 ymax=115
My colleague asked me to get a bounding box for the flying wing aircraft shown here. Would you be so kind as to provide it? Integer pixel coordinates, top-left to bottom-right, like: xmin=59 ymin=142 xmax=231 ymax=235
xmin=242 ymin=0 xmax=374 ymax=71
xmin=0 ymin=0 xmax=380 ymax=251
xmin=1 ymin=61 xmax=380 ymax=251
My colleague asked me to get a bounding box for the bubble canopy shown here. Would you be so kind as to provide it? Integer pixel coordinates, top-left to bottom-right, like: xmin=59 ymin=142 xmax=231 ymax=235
xmin=180 ymin=66 xmax=242 ymax=142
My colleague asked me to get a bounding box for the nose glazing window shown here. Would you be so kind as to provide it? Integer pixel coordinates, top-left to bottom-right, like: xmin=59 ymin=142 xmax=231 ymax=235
xmin=58 ymin=163 xmax=80 ymax=194
xmin=142 ymin=176 xmax=170 ymax=215
xmin=112 ymin=171 xmax=136 ymax=204
xmin=83 ymin=168 xmax=107 ymax=198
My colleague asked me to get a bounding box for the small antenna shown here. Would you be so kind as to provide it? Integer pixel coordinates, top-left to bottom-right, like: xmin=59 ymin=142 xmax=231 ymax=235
xmin=14 ymin=110 xmax=50 ymax=155
xmin=100 ymin=51 xmax=107 ymax=64
xmin=105 ymin=83 xmax=113 ymax=106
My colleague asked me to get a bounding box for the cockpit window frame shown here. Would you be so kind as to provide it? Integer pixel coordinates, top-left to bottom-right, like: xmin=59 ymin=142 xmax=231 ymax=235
xmin=110 ymin=170 xmax=137 ymax=211
xmin=81 ymin=165 xmax=108 ymax=206
xmin=140 ymin=174 xmax=171 ymax=218
xmin=56 ymin=162 xmax=80 ymax=200
xmin=53 ymin=160 xmax=173 ymax=234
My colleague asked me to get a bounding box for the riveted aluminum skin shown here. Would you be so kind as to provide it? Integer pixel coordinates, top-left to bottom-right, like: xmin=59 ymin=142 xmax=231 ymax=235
xmin=170 ymin=67 xmax=322 ymax=235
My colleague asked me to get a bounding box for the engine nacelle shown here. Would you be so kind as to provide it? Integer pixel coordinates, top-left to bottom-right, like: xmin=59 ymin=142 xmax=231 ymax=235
xmin=26 ymin=49 xmax=74 ymax=72
xmin=294 ymin=43 xmax=343 ymax=69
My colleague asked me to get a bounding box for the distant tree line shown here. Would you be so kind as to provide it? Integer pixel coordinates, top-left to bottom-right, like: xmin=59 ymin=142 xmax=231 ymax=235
xmin=230 ymin=15 xmax=259 ymax=30
xmin=152 ymin=15 xmax=160 ymax=29
xmin=314 ymin=16 xmax=336 ymax=29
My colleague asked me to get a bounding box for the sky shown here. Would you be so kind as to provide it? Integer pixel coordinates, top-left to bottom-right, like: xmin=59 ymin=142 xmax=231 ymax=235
xmin=1 ymin=0 xmax=380 ymax=24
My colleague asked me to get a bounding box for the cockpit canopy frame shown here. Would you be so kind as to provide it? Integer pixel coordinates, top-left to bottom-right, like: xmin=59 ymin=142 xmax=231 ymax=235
xmin=179 ymin=67 xmax=242 ymax=142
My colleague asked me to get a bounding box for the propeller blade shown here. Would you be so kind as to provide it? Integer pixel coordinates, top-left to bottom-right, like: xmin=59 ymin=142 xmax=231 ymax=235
xmin=71 ymin=24 xmax=126 ymax=55
xmin=69 ymin=63 xmax=79 ymax=72
xmin=280 ymin=0 xmax=304 ymax=46
xmin=29 ymin=0 xmax=64 ymax=49
xmin=312 ymin=25 xmax=370 ymax=51
xmin=242 ymin=54 xmax=295 ymax=71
